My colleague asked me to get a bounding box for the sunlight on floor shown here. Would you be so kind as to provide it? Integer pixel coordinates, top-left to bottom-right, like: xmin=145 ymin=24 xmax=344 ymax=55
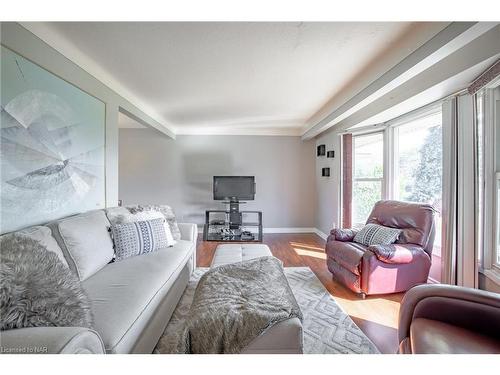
xmin=289 ymin=242 xmax=324 ymax=252
xmin=289 ymin=240 xmax=400 ymax=331
xmin=293 ymin=248 xmax=327 ymax=260
xmin=333 ymin=295 xmax=400 ymax=329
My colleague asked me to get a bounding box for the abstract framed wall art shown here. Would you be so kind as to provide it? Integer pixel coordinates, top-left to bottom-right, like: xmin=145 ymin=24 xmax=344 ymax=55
xmin=1 ymin=46 xmax=105 ymax=233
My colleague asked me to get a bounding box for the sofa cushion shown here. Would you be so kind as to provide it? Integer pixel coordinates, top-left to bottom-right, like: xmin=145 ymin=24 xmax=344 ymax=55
xmin=48 ymin=210 xmax=114 ymax=281
xmin=110 ymin=218 xmax=171 ymax=261
xmin=0 ymin=234 xmax=93 ymax=330
xmin=82 ymin=240 xmax=194 ymax=353
xmin=13 ymin=226 xmax=68 ymax=267
xmin=325 ymin=241 xmax=367 ymax=275
xmin=210 ymin=243 xmax=273 ymax=267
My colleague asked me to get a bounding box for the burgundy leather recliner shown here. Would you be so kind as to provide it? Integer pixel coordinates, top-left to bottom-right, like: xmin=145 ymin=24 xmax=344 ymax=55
xmin=325 ymin=200 xmax=435 ymax=297
xmin=398 ymin=284 xmax=500 ymax=353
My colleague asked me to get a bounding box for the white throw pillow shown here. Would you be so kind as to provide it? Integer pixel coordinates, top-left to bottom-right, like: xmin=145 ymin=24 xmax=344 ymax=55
xmin=53 ymin=210 xmax=114 ymax=281
xmin=111 ymin=218 xmax=172 ymax=261
xmin=353 ymin=223 xmax=402 ymax=246
xmin=106 ymin=207 xmax=176 ymax=246
xmin=163 ymin=222 xmax=176 ymax=247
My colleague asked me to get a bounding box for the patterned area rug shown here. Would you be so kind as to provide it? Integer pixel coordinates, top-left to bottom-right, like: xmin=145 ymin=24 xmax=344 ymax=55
xmin=154 ymin=267 xmax=379 ymax=354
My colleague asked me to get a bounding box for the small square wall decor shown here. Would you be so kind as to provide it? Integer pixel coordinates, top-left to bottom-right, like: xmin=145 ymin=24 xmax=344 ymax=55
xmin=317 ymin=144 xmax=326 ymax=156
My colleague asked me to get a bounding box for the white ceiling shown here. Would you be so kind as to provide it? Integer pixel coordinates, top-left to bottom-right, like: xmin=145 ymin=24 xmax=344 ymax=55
xmin=23 ymin=22 xmax=451 ymax=136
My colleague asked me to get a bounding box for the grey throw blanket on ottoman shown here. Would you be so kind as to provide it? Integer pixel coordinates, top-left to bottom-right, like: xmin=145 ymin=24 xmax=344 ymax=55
xmin=178 ymin=256 xmax=303 ymax=354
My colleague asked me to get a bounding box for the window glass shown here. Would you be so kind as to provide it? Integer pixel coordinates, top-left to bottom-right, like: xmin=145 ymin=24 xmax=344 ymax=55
xmin=394 ymin=111 xmax=443 ymax=281
xmin=353 ymin=133 xmax=384 ymax=179
xmin=352 ymin=132 xmax=384 ymax=227
xmin=352 ymin=180 xmax=382 ymax=226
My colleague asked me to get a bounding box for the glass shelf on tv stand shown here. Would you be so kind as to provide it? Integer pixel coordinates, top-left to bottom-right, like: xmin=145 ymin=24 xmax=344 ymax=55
xmin=203 ymin=210 xmax=263 ymax=242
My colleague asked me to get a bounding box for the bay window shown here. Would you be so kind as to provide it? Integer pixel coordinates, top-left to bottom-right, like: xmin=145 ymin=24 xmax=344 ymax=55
xmin=349 ymin=107 xmax=443 ymax=281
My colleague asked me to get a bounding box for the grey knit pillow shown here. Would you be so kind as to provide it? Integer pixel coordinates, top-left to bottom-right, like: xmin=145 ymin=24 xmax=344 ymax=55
xmin=0 ymin=234 xmax=93 ymax=330
xmin=353 ymin=223 xmax=402 ymax=246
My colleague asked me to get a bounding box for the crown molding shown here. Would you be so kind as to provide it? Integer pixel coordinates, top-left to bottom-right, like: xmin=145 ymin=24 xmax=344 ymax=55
xmin=174 ymin=126 xmax=303 ymax=137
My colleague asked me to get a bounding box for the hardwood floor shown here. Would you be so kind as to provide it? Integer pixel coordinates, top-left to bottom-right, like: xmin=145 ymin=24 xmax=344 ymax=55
xmin=196 ymin=233 xmax=403 ymax=354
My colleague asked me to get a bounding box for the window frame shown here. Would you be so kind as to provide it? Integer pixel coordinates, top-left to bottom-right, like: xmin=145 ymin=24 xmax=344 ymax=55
xmin=388 ymin=107 xmax=442 ymax=203
xmin=351 ymin=131 xmax=386 ymax=227
xmin=348 ymin=103 xmax=443 ymax=227
xmin=495 ymin=172 xmax=500 ymax=268
xmin=477 ymin=84 xmax=499 ymax=278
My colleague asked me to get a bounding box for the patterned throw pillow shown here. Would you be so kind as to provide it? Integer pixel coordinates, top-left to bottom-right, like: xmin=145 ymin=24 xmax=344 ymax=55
xmin=353 ymin=223 xmax=402 ymax=246
xmin=107 ymin=205 xmax=182 ymax=241
xmin=128 ymin=205 xmax=182 ymax=241
xmin=110 ymin=218 xmax=170 ymax=261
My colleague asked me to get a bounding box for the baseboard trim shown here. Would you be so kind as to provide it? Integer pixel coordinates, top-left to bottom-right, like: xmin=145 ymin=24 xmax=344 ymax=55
xmin=263 ymin=227 xmax=317 ymax=234
xmin=313 ymin=228 xmax=328 ymax=240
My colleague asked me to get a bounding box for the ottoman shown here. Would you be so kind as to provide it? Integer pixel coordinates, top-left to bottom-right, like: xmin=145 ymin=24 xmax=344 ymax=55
xmin=210 ymin=243 xmax=303 ymax=354
xmin=210 ymin=243 xmax=274 ymax=267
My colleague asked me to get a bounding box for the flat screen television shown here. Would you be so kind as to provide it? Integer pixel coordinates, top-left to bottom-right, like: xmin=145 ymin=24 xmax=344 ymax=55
xmin=213 ymin=176 xmax=255 ymax=201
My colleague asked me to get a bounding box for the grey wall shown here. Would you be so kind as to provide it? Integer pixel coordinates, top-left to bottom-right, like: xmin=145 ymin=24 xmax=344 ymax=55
xmin=1 ymin=22 xmax=174 ymax=207
xmin=315 ymin=130 xmax=342 ymax=235
xmin=119 ymin=129 xmax=317 ymax=228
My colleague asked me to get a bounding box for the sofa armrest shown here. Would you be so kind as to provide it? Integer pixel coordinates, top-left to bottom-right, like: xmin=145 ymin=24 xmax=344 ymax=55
xmin=328 ymin=228 xmax=358 ymax=242
xmin=368 ymin=243 xmax=425 ymax=264
xmin=177 ymin=222 xmax=198 ymax=242
xmin=0 ymin=327 xmax=105 ymax=354
xmin=398 ymin=284 xmax=500 ymax=344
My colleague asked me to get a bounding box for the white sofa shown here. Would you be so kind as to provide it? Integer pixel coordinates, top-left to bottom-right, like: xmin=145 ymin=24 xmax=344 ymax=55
xmin=0 ymin=209 xmax=197 ymax=354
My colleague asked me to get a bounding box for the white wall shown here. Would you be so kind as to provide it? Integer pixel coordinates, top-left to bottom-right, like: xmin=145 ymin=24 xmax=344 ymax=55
xmin=119 ymin=129 xmax=317 ymax=229
xmin=315 ymin=130 xmax=342 ymax=235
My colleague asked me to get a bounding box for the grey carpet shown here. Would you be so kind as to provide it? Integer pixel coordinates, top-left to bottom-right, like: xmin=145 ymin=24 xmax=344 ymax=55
xmin=155 ymin=267 xmax=379 ymax=354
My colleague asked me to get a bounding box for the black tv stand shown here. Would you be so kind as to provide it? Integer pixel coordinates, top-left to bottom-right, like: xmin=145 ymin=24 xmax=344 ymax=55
xmin=222 ymin=199 xmax=245 ymax=229
xmin=203 ymin=203 xmax=263 ymax=242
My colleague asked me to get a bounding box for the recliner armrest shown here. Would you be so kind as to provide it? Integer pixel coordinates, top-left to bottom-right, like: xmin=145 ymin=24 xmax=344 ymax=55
xmin=398 ymin=284 xmax=500 ymax=345
xmin=328 ymin=228 xmax=357 ymax=242
xmin=368 ymin=243 xmax=424 ymax=264
xmin=0 ymin=327 xmax=105 ymax=354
